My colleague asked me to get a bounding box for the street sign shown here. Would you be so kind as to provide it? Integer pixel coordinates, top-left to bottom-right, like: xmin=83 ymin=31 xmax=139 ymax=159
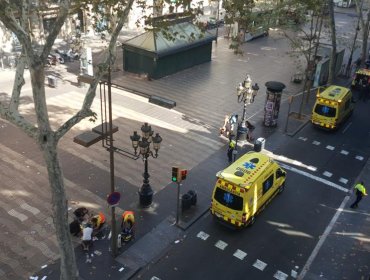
xmin=107 ymin=191 xmax=121 ymax=206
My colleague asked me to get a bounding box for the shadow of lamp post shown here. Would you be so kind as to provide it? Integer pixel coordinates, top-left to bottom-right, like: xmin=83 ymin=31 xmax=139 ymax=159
xmin=130 ymin=123 xmax=162 ymax=208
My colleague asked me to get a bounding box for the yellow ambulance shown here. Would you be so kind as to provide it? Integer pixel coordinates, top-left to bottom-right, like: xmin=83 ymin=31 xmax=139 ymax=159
xmin=210 ymin=152 xmax=286 ymax=228
xmin=311 ymin=85 xmax=354 ymax=130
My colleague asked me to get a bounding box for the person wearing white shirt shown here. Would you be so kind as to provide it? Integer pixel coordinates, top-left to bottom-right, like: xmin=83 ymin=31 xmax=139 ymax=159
xmin=81 ymin=223 xmax=93 ymax=251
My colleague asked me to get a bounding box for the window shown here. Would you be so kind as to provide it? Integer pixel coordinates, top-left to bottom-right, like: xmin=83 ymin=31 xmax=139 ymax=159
xmin=314 ymin=104 xmax=336 ymax=117
xmin=263 ymin=174 xmax=274 ymax=195
xmin=214 ymin=188 xmax=243 ymax=211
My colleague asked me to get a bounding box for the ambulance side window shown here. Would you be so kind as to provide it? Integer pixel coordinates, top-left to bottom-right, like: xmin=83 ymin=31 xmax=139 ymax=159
xmin=263 ymin=174 xmax=274 ymax=195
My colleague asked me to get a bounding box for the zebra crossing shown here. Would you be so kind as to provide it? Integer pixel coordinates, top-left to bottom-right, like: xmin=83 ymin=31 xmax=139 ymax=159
xmin=296 ymin=136 xmax=366 ymax=186
xmin=195 ymin=231 xmax=295 ymax=280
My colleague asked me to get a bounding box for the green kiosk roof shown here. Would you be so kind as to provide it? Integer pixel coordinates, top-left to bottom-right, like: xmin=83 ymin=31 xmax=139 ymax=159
xmin=122 ymin=21 xmax=216 ymax=58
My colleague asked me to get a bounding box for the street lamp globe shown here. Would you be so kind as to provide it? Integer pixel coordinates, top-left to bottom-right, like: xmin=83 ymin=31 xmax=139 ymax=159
xmin=141 ymin=122 xmax=152 ymax=140
xmin=130 ymin=131 xmax=141 ymax=154
xmin=152 ymin=133 xmax=162 ymax=155
xmin=139 ymin=138 xmax=149 ymax=155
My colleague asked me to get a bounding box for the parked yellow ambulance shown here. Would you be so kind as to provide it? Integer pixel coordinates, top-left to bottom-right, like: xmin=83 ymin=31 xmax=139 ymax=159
xmin=311 ymin=85 xmax=354 ymax=130
xmin=210 ymin=152 xmax=286 ymax=228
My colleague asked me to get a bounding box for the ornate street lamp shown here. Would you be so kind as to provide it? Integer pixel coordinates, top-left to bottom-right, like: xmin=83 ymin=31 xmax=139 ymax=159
xmin=130 ymin=123 xmax=162 ymax=207
xmin=235 ymin=75 xmax=259 ymax=141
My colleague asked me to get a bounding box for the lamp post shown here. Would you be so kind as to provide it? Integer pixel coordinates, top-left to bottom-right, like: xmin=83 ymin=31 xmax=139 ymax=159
xmin=130 ymin=123 xmax=162 ymax=207
xmin=235 ymin=75 xmax=259 ymax=141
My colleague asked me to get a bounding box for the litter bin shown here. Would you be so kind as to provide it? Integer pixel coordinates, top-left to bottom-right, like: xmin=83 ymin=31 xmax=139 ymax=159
xmin=254 ymin=137 xmax=266 ymax=152
xmin=47 ymin=75 xmax=57 ymax=88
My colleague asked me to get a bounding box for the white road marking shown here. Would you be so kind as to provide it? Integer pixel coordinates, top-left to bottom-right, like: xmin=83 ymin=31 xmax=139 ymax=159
xmin=279 ymin=163 xmax=349 ymax=193
xmin=20 ymin=203 xmax=40 ymax=215
xmin=150 ymin=277 xmax=161 ymax=280
xmin=292 ymin=160 xmax=303 ymax=166
xmin=339 ymin=178 xmax=348 ymax=184
xmin=323 ymin=171 xmax=333 ymax=178
xmin=307 ymin=166 xmax=317 ymax=171
xmin=197 ymin=231 xmax=210 ymax=241
xmin=233 ymin=249 xmax=247 ymax=260
xmin=298 ymin=137 xmax=307 ymax=141
xmin=326 ymin=145 xmax=335 ymax=151
xmin=215 ymin=240 xmax=228 ymax=250
xmin=312 ymin=141 xmax=320 ymax=145
xmin=298 ymin=196 xmax=350 ymax=279
xmin=274 ymin=270 xmax=288 ymax=280
xmin=340 ymin=150 xmax=349 ymax=155
xmin=355 ymin=155 xmax=364 ymax=161
xmin=8 ymin=209 xmax=28 ymax=221
xmin=253 ymin=259 xmax=267 ymax=271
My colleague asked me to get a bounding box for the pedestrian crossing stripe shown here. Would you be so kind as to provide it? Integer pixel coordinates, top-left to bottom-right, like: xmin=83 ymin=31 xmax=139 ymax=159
xmin=274 ymin=270 xmax=288 ymax=280
xmin=298 ymin=137 xmax=307 ymax=141
xmin=312 ymin=141 xmax=320 ymax=145
xmin=340 ymin=150 xmax=349 ymax=155
xmin=253 ymin=259 xmax=267 ymax=271
xmin=326 ymin=145 xmax=335 ymax=150
xmin=339 ymin=178 xmax=348 ymax=184
xmin=215 ymin=240 xmax=228 ymax=250
xmin=355 ymin=155 xmax=364 ymax=161
xmin=197 ymin=231 xmax=210 ymax=241
xmin=233 ymin=249 xmax=247 ymax=260
xmin=323 ymin=171 xmax=332 ymax=177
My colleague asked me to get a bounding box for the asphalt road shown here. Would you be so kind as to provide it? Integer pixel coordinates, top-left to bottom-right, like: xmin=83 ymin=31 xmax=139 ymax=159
xmin=133 ymin=96 xmax=370 ymax=280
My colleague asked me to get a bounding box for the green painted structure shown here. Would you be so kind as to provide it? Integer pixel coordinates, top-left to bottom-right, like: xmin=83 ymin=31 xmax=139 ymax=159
xmin=122 ymin=19 xmax=216 ymax=79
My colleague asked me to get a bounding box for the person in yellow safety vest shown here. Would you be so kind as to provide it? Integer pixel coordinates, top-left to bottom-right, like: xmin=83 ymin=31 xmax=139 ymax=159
xmin=121 ymin=211 xmax=135 ymax=238
xmin=227 ymin=139 xmax=236 ymax=163
xmin=350 ymin=181 xmax=368 ymax=209
xmin=91 ymin=212 xmax=106 ymax=231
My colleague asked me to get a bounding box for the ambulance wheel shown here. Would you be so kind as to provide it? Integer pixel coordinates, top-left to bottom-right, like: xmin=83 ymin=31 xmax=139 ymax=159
xmin=248 ymin=216 xmax=256 ymax=227
xmin=278 ymin=183 xmax=285 ymax=194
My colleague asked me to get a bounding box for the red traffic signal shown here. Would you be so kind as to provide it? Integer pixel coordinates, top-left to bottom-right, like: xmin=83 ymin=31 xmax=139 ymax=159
xmin=180 ymin=169 xmax=188 ymax=181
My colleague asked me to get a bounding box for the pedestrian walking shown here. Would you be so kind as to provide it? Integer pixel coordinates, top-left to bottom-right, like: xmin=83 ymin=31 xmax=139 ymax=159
xmin=227 ymin=138 xmax=236 ymax=163
xmin=350 ymin=181 xmax=368 ymax=209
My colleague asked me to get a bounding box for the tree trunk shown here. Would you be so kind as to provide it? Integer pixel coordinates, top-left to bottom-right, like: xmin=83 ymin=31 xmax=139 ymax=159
xmin=42 ymin=137 xmax=78 ymax=280
xmin=29 ymin=62 xmax=78 ymax=280
xmin=328 ymin=0 xmax=337 ymax=85
xmin=361 ymin=11 xmax=370 ymax=63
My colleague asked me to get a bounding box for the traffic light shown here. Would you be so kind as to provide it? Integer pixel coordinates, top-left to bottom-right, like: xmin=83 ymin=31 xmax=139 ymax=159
xmin=172 ymin=167 xmax=179 ymax=182
xmin=180 ymin=169 xmax=188 ymax=181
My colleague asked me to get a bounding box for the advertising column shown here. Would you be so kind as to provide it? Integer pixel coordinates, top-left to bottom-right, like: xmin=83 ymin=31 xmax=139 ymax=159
xmin=263 ymin=81 xmax=286 ymax=127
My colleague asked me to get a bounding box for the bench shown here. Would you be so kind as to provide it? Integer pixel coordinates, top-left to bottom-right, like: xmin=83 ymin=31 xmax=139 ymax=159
xmin=149 ymin=95 xmax=176 ymax=109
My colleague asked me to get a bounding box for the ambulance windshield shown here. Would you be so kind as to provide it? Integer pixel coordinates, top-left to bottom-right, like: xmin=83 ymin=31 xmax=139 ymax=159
xmin=314 ymin=104 xmax=336 ymax=117
xmin=214 ymin=187 xmax=243 ymax=211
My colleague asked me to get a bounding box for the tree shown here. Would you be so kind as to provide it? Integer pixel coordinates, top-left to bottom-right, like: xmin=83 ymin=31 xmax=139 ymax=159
xmin=353 ymin=0 xmax=370 ymax=64
xmin=0 ymin=0 xmax=201 ymax=278
xmin=271 ymin=0 xmax=327 ymax=116
xmin=222 ymin=0 xmax=256 ymax=54
xmin=0 ymin=0 xmax=135 ymax=279
xmin=327 ymin=0 xmax=337 ymax=85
